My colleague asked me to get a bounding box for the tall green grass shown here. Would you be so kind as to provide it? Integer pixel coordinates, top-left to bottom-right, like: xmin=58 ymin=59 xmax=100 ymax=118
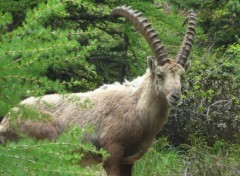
xmin=133 ymin=138 xmax=185 ymax=176
xmin=133 ymin=137 xmax=240 ymax=176
xmin=133 ymin=148 xmax=184 ymax=176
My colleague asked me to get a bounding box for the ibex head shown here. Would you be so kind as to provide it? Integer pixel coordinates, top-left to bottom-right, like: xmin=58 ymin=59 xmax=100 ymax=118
xmin=111 ymin=6 xmax=196 ymax=107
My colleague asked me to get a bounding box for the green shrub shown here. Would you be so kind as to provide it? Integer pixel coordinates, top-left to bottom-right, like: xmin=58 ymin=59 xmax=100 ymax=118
xmin=0 ymin=127 xmax=108 ymax=176
xmin=182 ymin=136 xmax=240 ymax=176
xmin=161 ymin=44 xmax=240 ymax=145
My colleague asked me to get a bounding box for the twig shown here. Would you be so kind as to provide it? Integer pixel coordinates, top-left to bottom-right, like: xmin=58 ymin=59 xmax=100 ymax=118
xmin=206 ymin=100 xmax=232 ymax=120
xmin=183 ymin=161 xmax=191 ymax=176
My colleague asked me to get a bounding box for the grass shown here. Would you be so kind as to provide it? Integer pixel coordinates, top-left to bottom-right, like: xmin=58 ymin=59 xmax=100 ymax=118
xmin=133 ymin=147 xmax=184 ymax=176
xmin=133 ymin=138 xmax=185 ymax=176
xmin=1 ymin=136 xmax=240 ymax=176
xmin=133 ymin=137 xmax=240 ymax=176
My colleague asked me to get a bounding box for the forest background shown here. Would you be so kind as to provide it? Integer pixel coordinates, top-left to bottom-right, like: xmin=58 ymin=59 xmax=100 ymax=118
xmin=0 ymin=0 xmax=239 ymax=175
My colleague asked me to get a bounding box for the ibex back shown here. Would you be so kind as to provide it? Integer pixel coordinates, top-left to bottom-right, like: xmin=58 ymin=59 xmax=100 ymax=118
xmin=0 ymin=6 xmax=196 ymax=176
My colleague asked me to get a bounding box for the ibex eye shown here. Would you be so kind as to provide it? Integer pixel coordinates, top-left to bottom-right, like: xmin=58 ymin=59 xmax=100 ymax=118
xmin=157 ymin=74 xmax=164 ymax=80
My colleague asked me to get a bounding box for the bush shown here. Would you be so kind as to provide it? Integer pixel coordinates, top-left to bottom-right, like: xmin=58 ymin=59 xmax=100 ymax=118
xmin=182 ymin=136 xmax=240 ymax=176
xmin=161 ymin=46 xmax=240 ymax=145
xmin=0 ymin=127 xmax=108 ymax=175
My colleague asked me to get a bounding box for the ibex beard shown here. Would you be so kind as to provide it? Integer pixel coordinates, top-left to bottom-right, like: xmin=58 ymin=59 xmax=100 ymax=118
xmin=0 ymin=6 xmax=196 ymax=176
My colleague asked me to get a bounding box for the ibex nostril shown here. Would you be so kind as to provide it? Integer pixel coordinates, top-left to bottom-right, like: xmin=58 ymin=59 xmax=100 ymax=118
xmin=172 ymin=94 xmax=180 ymax=101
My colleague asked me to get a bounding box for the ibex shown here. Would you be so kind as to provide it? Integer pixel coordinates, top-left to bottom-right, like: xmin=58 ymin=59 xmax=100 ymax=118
xmin=0 ymin=6 xmax=196 ymax=176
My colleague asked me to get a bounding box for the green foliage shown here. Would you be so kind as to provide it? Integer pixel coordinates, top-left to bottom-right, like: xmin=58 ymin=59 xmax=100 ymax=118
xmin=134 ymin=137 xmax=240 ymax=176
xmin=182 ymin=136 xmax=240 ymax=176
xmin=0 ymin=12 xmax=12 ymax=32
xmin=9 ymin=105 xmax=52 ymax=125
xmin=160 ymin=0 xmax=240 ymax=146
xmin=0 ymin=0 xmax=44 ymax=14
xmin=133 ymin=139 xmax=184 ymax=176
xmin=0 ymin=127 xmax=108 ymax=176
xmin=0 ymin=0 xmax=101 ymax=117
xmin=0 ymin=0 xmax=45 ymax=32
xmin=162 ymin=44 xmax=240 ymax=145
xmin=169 ymin=0 xmax=240 ymax=47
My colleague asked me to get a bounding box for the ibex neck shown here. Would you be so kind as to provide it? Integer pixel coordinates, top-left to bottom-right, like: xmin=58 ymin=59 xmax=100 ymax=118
xmin=134 ymin=70 xmax=170 ymax=132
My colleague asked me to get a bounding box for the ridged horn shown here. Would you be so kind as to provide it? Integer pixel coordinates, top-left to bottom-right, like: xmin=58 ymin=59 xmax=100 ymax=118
xmin=175 ymin=10 xmax=197 ymax=67
xmin=111 ymin=6 xmax=168 ymax=66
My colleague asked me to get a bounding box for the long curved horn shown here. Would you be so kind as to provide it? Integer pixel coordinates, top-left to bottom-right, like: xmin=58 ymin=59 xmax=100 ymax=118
xmin=111 ymin=6 xmax=168 ymax=66
xmin=175 ymin=10 xmax=197 ymax=66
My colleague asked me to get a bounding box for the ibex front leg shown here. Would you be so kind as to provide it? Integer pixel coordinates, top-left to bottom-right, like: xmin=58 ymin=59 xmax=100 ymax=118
xmin=120 ymin=164 xmax=133 ymax=176
xmin=103 ymin=143 xmax=124 ymax=176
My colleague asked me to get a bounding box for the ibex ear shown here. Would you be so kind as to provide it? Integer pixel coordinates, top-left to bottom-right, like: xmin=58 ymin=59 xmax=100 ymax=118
xmin=147 ymin=56 xmax=156 ymax=75
xmin=184 ymin=61 xmax=191 ymax=72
